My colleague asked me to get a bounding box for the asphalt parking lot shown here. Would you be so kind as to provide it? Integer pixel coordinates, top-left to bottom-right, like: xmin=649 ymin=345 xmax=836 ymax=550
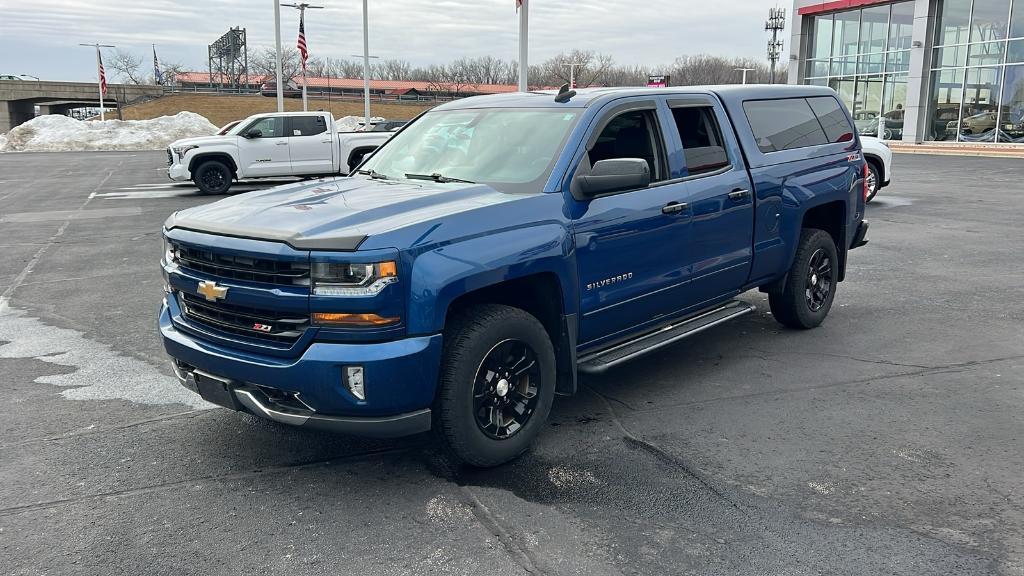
xmin=1 ymin=150 xmax=1022 ymax=575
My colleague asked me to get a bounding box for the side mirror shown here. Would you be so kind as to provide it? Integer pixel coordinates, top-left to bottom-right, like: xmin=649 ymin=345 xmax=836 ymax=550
xmin=576 ymin=158 xmax=651 ymax=196
xmin=243 ymin=129 xmax=262 ymax=139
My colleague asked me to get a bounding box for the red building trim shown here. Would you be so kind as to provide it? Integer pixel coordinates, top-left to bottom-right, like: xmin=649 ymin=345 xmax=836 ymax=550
xmin=797 ymin=0 xmax=893 ymax=16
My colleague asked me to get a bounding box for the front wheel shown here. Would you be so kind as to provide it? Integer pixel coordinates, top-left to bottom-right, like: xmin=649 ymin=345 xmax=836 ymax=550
xmin=435 ymin=304 xmax=556 ymax=467
xmin=865 ymin=162 xmax=881 ymax=203
xmin=769 ymin=229 xmax=839 ymax=329
xmin=193 ymin=160 xmax=233 ymax=195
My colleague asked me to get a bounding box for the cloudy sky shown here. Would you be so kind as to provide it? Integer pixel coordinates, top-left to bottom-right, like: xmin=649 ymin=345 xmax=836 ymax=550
xmin=0 ymin=0 xmax=789 ymax=82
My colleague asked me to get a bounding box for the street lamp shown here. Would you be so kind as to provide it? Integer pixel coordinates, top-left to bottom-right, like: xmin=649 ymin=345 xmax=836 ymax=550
xmin=351 ymin=53 xmax=379 ymax=127
xmin=20 ymin=74 xmax=40 ymax=81
xmin=273 ymin=0 xmax=285 ymax=112
xmin=734 ymin=68 xmax=755 ymax=84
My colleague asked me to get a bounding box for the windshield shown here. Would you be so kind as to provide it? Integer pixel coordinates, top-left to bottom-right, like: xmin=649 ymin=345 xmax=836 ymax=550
xmin=359 ymin=108 xmax=580 ymax=193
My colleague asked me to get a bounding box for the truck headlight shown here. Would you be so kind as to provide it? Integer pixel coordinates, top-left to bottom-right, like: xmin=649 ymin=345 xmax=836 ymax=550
xmin=172 ymin=144 xmax=198 ymax=159
xmin=311 ymin=261 xmax=398 ymax=296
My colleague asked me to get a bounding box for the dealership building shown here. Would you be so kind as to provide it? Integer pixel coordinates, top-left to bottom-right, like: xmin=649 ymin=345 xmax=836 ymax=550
xmin=788 ymin=0 xmax=1024 ymax=144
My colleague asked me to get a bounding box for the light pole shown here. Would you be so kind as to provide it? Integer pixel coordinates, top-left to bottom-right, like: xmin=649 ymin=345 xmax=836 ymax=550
xmin=78 ymin=43 xmax=115 ymax=120
xmin=734 ymin=68 xmax=755 ymax=84
xmin=517 ymin=0 xmax=529 ymax=91
xmin=273 ymin=0 xmax=285 ymax=112
xmin=351 ymin=53 xmax=379 ymax=127
xmin=283 ymin=2 xmax=324 ymax=112
xmin=20 ymin=74 xmax=40 ymax=81
xmin=564 ymin=59 xmax=584 ymax=89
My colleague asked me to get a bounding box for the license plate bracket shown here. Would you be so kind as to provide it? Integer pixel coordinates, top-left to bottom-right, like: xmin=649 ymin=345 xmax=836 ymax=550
xmin=194 ymin=371 xmax=242 ymax=410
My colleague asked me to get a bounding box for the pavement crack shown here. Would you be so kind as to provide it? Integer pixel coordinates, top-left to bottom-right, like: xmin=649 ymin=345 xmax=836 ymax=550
xmin=0 ymin=410 xmax=209 ymax=450
xmin=459 ymin=485 xmax=547 ymax=576
xmin=585 ymin=384 xmax=749 ymax=516
xmin=748 ymin=348 xmax=934 ymax=370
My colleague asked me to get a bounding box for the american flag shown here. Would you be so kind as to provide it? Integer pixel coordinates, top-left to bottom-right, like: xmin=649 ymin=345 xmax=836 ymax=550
xmin=297 ymin=12 xmax=308 ymax=72
xmin=97 ymin=48 xmax=108 ymax=96
xmin=516 ymin=0 xmax=523 ymax=9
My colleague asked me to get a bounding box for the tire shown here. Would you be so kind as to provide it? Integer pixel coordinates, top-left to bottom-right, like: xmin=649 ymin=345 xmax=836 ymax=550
xmin=865 ymin=161 xmax=881 ymax=203
xmin=192 ymin=160 xmax=233 ymax=195
xmin=435 ymin=304 xmax=556 ymax=467
xmin=769 ymin=229 xmax=839 ymax=330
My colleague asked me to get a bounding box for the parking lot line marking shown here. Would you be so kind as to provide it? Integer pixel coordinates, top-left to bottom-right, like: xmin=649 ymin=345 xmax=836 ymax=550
xmin=0 ymin=207 xmax=143 ymax=223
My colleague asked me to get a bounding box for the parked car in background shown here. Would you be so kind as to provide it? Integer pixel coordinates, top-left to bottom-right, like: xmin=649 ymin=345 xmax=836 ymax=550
xmin=159 ymin=85 xmax=869 ymax=466
xmin=949 ymin=111 xmax=998 ymax=137
xmin=0 ymin=74 xmax=23 ymax=80
xmin=166 ymin=111 xmax=394 ymax=194
xmin=860 ymin=136 xmax=892 ymax=202
xmin=365 ymin=120 xmax=408 ymax=132
xmin=260 ymin=80 xmax=303 ymax=98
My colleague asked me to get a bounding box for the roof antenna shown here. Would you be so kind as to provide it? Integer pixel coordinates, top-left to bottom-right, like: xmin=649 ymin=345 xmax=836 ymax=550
xmin=554 ymin=83 xmax=576 ymax=103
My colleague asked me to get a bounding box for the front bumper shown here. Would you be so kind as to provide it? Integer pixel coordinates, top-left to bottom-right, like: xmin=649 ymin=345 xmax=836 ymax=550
xmin=168 ymin=162 xmax=191 ymax=181
xmin=159 ymin=302 xmax=443 ymax=436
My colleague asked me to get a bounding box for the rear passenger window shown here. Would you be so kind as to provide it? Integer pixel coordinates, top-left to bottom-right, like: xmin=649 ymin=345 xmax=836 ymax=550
xmin=589 ymin=109 xmax=666 ymax=182
xmin=290 ymin=115 xmax=327 ymax=137
xmin=743 ymin=99 xmax=828 ymax=153
xmin=807 ymin=96 xmax=855 ymax=143
xmin=670 ymin=106 xmax=730 ymax=176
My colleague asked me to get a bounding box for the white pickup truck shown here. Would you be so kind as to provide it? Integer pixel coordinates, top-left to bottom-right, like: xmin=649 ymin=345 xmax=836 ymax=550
xmin=167 ymin=111 xmax=396 ymax=194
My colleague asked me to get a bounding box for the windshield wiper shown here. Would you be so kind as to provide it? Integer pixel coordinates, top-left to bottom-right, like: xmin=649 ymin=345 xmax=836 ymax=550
xmin=404 ymin=172 xmax=475 ymax=184
xmin=355 ymin=169 xmax=389 ymax=180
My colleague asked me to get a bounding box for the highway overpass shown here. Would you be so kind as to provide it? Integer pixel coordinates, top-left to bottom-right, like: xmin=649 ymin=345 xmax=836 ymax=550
xmin=0 ymin=80 xmax=164 ymax=132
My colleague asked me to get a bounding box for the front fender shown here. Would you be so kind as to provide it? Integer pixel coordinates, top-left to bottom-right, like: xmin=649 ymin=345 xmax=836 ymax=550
xmin=406 ymin=223 xmax=577 ymax=334
xmin=186 ymin=148 xmax=240 ymax=174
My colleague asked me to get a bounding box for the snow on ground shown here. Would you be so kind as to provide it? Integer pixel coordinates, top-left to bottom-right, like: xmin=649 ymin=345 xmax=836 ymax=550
xmin=0 ymin=112 xmax=217 ymax=153
xmin=336 ymin=115 xmax=386 ymax=132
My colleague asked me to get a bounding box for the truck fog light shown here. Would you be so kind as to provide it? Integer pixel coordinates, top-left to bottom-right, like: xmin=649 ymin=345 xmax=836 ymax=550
xmin=344 ymin=366 xmax=366 ymax=400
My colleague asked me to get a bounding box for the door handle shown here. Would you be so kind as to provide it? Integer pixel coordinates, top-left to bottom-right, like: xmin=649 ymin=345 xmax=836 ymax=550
xmin=728 ymin=189 xmax=750 ymax=201
xmin=662 ymin=201 xmax=688 ymax=215
xmin=276 ymin=141 xmax=289 ymax=146
xmin=320 ymin=139 xmax=332 ymax=143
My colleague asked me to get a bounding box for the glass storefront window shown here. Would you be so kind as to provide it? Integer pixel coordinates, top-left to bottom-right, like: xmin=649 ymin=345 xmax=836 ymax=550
xmin=882 ymin=74 xmax=908 ymax=140
xmin=928 ymin=68 xmax=967 ymax=141
xmin=834 ymin=10 xmax=861 ymax=56
xmin=807 ymin=59 xmax=830 ymax=78
xmin=811 ymin=15 xmax=835 ymax=60
xmin=1012 ymin=2 xmax=1024 ymax=39
xmin=889 ymin=2 xmax=915 ymax=51
xmin=860 ymin=5 xmax=890 ymax=54
xmin=959 ymin=67 xmax=1002 ymax=142
xmin=934 ymin=45 xmax=968 ymax=68
xmin=967 ymin=41 xmax=1007 ymax=66
xmin=859 ymin=53 xmax=885 ymax=75
xmin=937 ymin=0 xmax=973 ymax=46
xmin=886 ymin=50 xmax=912 ymax=73
xmin=969 ymin=0 xmax=1011 ymax=43
xmin=999 ymin=65 xmax=1024 ymax=142
xmin=1008 ymin=39 xmax=1024 ymax=63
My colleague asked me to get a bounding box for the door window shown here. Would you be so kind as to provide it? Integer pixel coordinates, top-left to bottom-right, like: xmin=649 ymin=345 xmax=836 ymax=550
xmin=244 ymin=117 xmax=284 ymax=138
xmin=588 ymin=109 xmax=666 ymax=182
xmin=290 ymin=115 xmax=328 ymax=136
xmin=669 ymin=106 xmax=730 ymax=176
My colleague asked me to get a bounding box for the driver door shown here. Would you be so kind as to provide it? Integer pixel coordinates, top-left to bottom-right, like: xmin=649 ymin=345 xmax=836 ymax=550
xmin=237 ymin=116 xmax=289 ymax=177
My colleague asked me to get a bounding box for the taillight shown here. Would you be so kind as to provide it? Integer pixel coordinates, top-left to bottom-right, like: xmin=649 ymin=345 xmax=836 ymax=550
xmin=862 ymin=162 xmax=869 ymax=202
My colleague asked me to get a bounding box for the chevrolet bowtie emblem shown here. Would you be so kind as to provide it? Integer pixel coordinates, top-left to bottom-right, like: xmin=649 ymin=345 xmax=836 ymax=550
xmin=197 ymin=280 xmax=228 ymax=302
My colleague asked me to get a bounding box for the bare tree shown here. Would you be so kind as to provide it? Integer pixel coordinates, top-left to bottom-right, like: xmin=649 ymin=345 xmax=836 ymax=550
xmin=110 ymin=49 xmax=145 ymax=84
xmin=374 ymin=59 xmax=412 ymax=81
xmin=249 ymin=46 xmax=301 ymax=81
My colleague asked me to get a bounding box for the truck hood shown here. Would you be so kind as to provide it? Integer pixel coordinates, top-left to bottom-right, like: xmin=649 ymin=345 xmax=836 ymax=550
xmin=164 ymin=176 xmax=524 ymax=250
xmin=168 ymin=135 xmax=236 ymax=149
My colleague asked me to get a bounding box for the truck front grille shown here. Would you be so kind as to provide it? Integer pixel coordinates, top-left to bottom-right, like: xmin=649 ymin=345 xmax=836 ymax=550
xmin=177 ymin=292 xmax=309 ymax=345
xmin=174 ymin=243 xmax=310 ymax=287
xmin=167 ymin=149 xmax=174 ymax=166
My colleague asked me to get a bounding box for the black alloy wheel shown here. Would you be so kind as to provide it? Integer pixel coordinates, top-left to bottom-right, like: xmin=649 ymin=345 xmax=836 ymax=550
xmin=804 ymin=248 xmax=833 ymax=312
xmin=472 ymin=339 xmax=542 ymax=440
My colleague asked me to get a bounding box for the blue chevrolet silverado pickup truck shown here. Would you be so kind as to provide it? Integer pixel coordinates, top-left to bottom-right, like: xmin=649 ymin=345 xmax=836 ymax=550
xmin=160 ymin=84 xmax=869 ymax=466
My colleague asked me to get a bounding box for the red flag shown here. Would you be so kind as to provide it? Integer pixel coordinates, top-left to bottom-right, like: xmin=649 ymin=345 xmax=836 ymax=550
xmin=297 ymin=12 xmax=308 ymax=72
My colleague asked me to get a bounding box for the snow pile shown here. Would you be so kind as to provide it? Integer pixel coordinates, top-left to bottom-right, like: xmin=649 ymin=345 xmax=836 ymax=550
xmin=0 ymin=111 xmax=217 ymax=152
xmin=336 ymin=115 xmax=386 ymax=132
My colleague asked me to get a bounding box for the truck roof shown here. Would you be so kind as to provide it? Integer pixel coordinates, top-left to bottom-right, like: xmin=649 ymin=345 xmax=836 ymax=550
xmin=433 ymin=84 xmax=839 ymax=111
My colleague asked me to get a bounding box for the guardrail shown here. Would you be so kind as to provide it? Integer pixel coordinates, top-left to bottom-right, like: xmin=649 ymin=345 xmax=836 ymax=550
xmin=160 ymin=84 xmax=460 ymax=103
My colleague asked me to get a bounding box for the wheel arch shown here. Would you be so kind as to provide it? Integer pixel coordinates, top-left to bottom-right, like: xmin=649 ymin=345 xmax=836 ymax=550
xmin=188 ymin=152 xmax=238 ymax=176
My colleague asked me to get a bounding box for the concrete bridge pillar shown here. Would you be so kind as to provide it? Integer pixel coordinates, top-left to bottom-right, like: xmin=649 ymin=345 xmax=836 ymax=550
xmin=1 ymin=100 xmax=35 ymax=133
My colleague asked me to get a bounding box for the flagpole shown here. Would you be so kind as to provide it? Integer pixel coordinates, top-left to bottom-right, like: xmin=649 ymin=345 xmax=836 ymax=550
xmin=274 ymin=0 xmax=285 ymax=112
xmin=284 ymin=3 xmax=323 ymax=112
xmin=517 ymin=0 xmax=528 ymax=92
xmin=80 ymin=43 xmax=115 ymax=120
xmin=362 ymin=0 xmax=371 ymax=127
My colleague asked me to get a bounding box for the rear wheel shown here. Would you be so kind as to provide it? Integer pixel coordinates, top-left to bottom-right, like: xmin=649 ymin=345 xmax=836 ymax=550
xmin=769 ymin=228 xmax=839 ymax=329
xmin=435 ymin=304 xmax=556 ymax=467
xmin=193 ymin=160 xmax=233 ymax=195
